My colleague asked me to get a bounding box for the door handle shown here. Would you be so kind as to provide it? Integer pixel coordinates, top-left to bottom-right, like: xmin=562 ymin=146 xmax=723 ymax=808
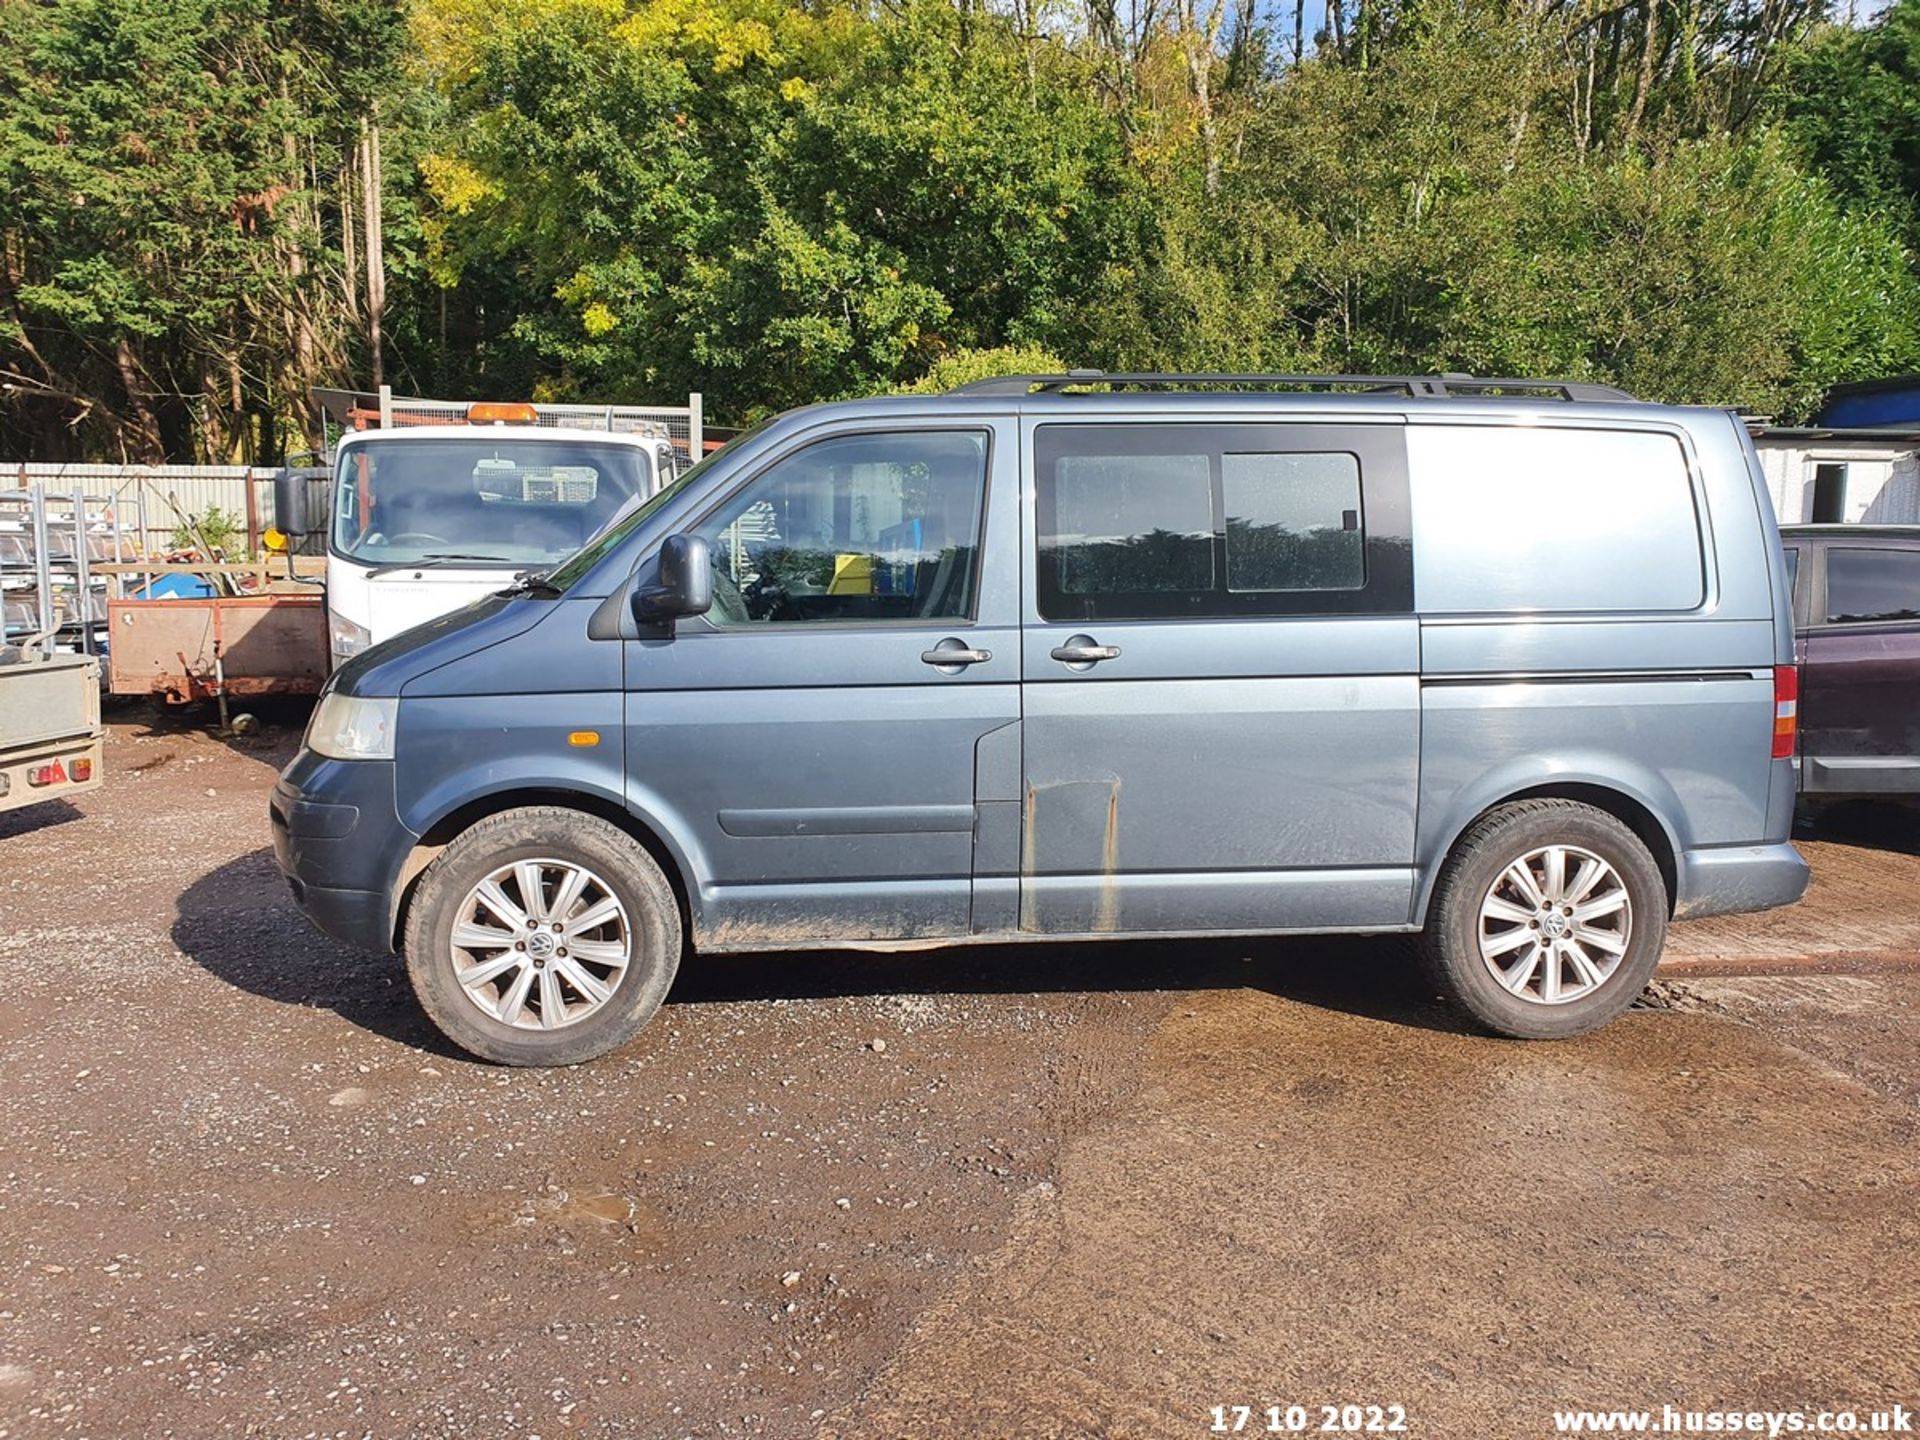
xmin=921 ymin=642 xmax=993 ymax=668
xmin=1050 ymin=639 xmax=1121 ymax=665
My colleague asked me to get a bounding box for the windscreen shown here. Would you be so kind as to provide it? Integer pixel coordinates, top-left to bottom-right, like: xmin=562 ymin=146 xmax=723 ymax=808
xmin=331 ymin=438 xmax=652 ymax=568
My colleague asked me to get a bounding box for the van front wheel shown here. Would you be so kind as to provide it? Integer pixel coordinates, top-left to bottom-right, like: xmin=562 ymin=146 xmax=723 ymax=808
xmin=1420 ymin=800 xmax=1666 ymax=1039
xmin=403 ymin=806 xmax=682 ymax=1066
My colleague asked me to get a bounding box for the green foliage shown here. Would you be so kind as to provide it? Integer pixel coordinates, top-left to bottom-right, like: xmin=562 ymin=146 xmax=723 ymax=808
xmin=1788 ymin=0 xmax=1920 ymax=246
xmin=2 ymin=0 xmax=1916 ymax=454
xmin=890 ymin=345 xmax=1072 ymax=394
xmin=416 ymin=0 xmax=1132 ymax=415
xmin=1083 ymin=2 xmax=1919 ymax=418
xmin=169 ymin=504 xmax=245 ymax=556
xmin=0 ymin=0 xmax=410 ymax=461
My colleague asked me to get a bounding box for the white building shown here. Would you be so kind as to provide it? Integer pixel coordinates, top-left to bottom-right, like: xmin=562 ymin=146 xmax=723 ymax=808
xmin=1750 ymin=427 xmax=1920 ymax=526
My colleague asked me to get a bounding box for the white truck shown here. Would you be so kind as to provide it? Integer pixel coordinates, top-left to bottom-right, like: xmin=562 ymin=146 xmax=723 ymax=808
xmin=278 ymin=395 xmax=696 ymax=665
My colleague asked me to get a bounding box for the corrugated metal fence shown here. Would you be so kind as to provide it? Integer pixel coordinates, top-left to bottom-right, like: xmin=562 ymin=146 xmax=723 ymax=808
xmin=0 ymin=463 xmax=330 ymax=556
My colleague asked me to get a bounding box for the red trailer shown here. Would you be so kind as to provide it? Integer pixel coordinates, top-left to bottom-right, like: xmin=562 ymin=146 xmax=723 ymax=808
xmin=107 ymin=591 xmax=328 ymax=732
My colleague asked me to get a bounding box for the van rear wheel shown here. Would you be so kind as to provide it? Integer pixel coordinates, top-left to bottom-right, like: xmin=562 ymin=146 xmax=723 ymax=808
xmin=1420 ymin=800 xmax=1666 ymax=1039
xmin=403 ymin=806 xmax=681 ymax=1066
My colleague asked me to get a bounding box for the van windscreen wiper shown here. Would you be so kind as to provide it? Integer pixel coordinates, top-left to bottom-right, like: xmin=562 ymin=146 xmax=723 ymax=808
xmin=501 ymin=568 xmax=563 ymax=597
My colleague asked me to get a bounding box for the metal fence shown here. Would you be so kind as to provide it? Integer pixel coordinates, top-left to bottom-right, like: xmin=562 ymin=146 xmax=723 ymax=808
xmin=0 ymin=462 xmax=329 ymax=557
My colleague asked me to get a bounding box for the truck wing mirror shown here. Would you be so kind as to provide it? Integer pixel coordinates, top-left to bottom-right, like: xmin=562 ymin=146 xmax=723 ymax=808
xmin=272 ymin=469 xmax=311 ymax=538
xmin=633 ymin=533 xmax=713 ymax=624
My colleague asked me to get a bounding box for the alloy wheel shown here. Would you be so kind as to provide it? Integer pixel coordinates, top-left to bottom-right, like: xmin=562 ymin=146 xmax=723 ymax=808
xmin=448 ymin=858 xmax=631 ymax=1030
xmin=1476 ymin=844 xmax=1632 ymax=1005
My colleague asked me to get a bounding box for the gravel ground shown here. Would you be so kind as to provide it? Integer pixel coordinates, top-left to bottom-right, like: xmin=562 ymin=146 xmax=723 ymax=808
xmin=1 ymin=709 xmax=1916 ymax=1439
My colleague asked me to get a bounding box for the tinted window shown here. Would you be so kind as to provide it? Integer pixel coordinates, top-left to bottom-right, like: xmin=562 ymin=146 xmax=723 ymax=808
xmin=1408 ymin=426 xmax=1704 ymax=613
xmin=1824 ymin=546 xmax=1920 ymax=624
xmin=693 ymin=430 xmax=987 ymax=626
xmin=1050 ymin=451 xmax=1214 ymax=597
xmin=1035 ymin=424 xmax=1400 ymax=622
xmin=1221 ymin=452 xmax=1364 ymax=592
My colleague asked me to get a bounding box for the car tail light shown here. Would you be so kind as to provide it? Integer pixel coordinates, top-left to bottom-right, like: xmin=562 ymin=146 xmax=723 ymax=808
xmin=1772 ymin=665 xmax=1798 ymax=760
xmin=69 ymin=757 xmax=93 ymax=782
xmin=26 ymin=759 xmax=67 ymax=788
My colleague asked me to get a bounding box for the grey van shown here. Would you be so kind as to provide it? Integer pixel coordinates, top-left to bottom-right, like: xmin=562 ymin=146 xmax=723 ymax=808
xmin=270 ymin=373 xmax=1809 ymax=1065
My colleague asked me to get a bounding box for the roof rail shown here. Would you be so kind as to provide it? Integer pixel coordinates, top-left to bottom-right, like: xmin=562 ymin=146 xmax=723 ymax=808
xmin=947 ymin=370 xmax=1638 ymax=403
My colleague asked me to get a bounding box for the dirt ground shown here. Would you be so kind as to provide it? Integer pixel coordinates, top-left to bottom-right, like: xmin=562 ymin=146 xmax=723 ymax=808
xmin=1 ymin=709 xmax=1917 ymax=1440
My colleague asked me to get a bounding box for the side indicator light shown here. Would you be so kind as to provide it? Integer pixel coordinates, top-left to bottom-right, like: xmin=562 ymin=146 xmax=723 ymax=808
xmin=568 ymin=730 xmax=600 ymax=747
xmin=1772 ymin=665 xmax=1798 ymax=760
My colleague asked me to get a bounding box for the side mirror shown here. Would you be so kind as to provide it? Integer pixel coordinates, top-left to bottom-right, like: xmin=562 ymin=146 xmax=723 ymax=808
xmin=272 ymin=469 xmax=310 ymax=537
xmin=632 ymin=533 xmax=713 ymax=624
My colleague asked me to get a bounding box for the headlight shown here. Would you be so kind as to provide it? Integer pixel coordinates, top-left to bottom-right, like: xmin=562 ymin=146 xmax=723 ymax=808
xmin=330 ymin=612 xmax=372 ymax=664
xmin=307 ymin=692 xmax=398 ymax=760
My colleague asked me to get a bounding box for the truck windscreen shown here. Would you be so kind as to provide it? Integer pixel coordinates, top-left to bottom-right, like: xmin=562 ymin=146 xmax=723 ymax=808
xmin=332 ymin=438 xmax=650 ymax=568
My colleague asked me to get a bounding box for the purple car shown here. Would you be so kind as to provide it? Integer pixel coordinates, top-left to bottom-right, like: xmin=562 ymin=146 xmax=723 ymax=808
xmin=1780 ymin=525 xmax=1920 ymax=798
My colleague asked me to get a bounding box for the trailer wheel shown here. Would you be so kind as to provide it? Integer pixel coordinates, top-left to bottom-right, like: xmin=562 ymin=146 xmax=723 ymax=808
xmin=403 ymin=806 xmax=681 ymax=1066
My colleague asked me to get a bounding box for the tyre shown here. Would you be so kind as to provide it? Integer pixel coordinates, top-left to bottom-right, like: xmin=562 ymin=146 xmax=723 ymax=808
xmin=1419 ymin=799 xmax=1667 ymax=1039
xmin=402 ymin=806 xmax=682 ymax=1066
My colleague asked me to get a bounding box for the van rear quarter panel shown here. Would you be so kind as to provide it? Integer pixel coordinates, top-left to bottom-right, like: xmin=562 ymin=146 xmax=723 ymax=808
xmin=1408 ymin=412 xmax=1784 ymax=922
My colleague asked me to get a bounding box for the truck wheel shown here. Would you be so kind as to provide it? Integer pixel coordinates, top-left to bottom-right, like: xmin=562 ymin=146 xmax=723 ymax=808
xmin=403 ymin=806 xmax=682 ymax=1066
xmin=1420 ymin=799 xmax=1667 ymax=1040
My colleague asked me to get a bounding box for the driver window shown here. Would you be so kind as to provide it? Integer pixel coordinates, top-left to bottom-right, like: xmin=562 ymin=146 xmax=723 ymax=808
xmin=694 ymin=431 xmax=989 ymax=627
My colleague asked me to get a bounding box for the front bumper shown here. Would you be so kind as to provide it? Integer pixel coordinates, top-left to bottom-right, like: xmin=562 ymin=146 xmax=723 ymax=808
xmin=1672 ymin=841 xmax=1811 ymax=920
xmin=269 ymin=752 xmax=419 ymax=953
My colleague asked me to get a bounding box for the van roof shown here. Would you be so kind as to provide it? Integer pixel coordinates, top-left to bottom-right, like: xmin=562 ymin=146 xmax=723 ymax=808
xmin=774 ymin=375 xmax=1707 ymax=431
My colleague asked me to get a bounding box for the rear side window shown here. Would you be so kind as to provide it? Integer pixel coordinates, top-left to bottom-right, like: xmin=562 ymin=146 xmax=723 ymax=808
xmin=1824 ymin=547 xmax=1920 ymax=624
xmin=1408 ymin=426 xmax=1705 ymax=614
xmin=1034 ymin=423 xmax=1408 ymax=621
xmin=1221 ymin=453 xmax=1364 ymax=592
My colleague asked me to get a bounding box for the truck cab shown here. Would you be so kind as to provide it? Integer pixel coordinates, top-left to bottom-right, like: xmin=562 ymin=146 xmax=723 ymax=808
xmin=323 ymin=410 xmax=676 ymax=665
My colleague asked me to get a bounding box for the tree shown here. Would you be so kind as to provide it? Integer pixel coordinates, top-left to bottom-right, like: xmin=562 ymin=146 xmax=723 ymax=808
xmin=415 ymin=0 xmax=1138 ymax=414
xmin=1787 ymin=0 xmax=1920 ymax=247
xmin=3 ymin=0 xmax=1916 ymax=456
xmin=1075 ymin=0 xmax=1919 ymax=419
xmin=0 ymin=0 xmax=409 ymax=462
xmin=890 ymin=344 xmax=1071 ymax=393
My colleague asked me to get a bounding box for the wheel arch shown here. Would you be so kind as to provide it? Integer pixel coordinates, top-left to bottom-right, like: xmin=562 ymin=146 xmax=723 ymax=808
xmin=391 ymin=787 xmax=697 ymax=950
xmin=1414 ymin=780 xmax=1680 ymax=927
